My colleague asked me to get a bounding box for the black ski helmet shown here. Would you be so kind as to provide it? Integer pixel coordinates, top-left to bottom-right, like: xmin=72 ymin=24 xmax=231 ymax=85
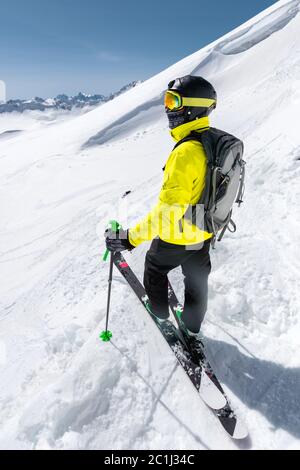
xmin=165 ymin=75 xmax=217 ymax=129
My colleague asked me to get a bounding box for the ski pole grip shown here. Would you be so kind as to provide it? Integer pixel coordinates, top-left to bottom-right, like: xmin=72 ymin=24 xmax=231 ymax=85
xmin=103 ymin=220 xmax=123 ymax=261
xmin=103 ymin=249 xmax=110 ymax=262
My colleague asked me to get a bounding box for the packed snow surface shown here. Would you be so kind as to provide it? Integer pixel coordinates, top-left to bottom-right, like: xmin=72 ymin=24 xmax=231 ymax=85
xmin=0 ymin=0 xmax=299 ymax=450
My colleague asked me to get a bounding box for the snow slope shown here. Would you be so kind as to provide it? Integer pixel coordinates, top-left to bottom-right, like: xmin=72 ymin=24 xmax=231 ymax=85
xmin=0 ymin=0 xmax=300 ymax=450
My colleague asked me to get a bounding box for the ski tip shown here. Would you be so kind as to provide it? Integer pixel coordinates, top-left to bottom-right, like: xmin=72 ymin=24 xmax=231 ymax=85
xmin=218 ymin=413 xmax=248 ymax=440
xmin=232 ymin=420 xmax=248 ymax=440
xmin=100 ymin=330 xmax=113 ymax=342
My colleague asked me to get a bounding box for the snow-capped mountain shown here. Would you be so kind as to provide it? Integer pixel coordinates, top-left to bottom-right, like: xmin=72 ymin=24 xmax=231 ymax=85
xmin=0 ymin=81 xmax=141 ymax=114
xmin=0 ymin=0 xmax=299 ymax=451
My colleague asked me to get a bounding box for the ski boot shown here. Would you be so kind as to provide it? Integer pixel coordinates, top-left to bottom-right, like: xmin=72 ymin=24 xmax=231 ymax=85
xmin=175 ymin=306 xmax=205 ymax=361
xmin=184 ymin=329 xmax=206 ymax=363
xmin=143 ymin=298 xmax=175 ymax=337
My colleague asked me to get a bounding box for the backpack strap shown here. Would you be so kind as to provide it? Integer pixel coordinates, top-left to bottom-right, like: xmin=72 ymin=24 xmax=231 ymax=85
xmin=235 ymin=159 xmax=246 ymax=206
xmin=172 ymin=128 xmax=209 ymax=151
xmin=217 ymin=211 xmax=236 ymax=242
xmin=173 ymin=129 xmax=213 ymax=209
xmin=172 ymin=129 xmax=214 ymax=235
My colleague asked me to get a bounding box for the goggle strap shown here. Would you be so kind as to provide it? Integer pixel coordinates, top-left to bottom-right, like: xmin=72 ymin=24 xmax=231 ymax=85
xmin=182 ymin=97 xmax=216 ymax=108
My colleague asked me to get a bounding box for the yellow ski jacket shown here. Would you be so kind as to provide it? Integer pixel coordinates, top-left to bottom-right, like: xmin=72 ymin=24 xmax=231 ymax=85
xmin=128 ymin=117 xmax=213 ymax=247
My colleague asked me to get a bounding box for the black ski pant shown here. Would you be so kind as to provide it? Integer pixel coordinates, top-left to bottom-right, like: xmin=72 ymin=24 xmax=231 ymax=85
xmin=144 ymin=238 xmax=211 ymax=333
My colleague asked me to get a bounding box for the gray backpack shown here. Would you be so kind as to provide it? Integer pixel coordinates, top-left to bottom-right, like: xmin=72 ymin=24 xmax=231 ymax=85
xmin=174 ymin=128 xmax=245 ymax=246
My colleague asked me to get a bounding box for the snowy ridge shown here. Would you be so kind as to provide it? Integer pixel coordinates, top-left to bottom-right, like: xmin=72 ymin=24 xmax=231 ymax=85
xmin=217 ymin=0 xmax=300 ymax=54
xmin=0 ymin=0 xmax=300 ymax=450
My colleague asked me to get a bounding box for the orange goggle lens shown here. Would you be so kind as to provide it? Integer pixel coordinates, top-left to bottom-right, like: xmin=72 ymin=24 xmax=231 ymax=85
xmin=164 ymin=91 xmax=182 ymax=111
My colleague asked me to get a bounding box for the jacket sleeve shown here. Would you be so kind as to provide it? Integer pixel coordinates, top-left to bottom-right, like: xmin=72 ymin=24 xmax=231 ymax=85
xmin=128 ymin=144 xmax=199 ymax=247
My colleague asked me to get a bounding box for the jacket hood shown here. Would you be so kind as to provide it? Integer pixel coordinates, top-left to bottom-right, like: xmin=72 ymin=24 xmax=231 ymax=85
xmin=170 ymin=116 xmax=210 ymax=142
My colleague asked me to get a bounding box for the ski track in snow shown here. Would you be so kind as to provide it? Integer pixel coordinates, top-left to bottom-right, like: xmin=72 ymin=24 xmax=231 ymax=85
xmin=0 ymin=0 xmax=300 ymax=450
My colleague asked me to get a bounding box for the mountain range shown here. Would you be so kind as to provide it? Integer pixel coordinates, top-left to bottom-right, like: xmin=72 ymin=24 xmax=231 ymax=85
xmin=0 ymin=81 xmax=141 ymax=113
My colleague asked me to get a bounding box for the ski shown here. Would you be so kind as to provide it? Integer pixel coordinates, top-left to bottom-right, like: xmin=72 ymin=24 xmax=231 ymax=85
xmin=112 ymin=252 xmax=226 ymax=411
xmin=167 ymin=282 xmax=248 ymax=440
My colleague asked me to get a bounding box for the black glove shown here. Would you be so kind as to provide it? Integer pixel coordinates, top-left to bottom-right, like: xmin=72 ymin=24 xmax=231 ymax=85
xmin=105 ymin=228 xmax=135 ymax=253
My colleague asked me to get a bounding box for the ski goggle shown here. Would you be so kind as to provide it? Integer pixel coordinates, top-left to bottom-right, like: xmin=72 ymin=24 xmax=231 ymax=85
xmin=164 ymin=90 xmax=216 ymax=111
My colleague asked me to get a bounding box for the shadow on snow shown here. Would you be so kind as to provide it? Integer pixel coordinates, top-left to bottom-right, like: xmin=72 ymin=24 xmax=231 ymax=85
xmin=205 ymin=337 xmax=300 ymax=439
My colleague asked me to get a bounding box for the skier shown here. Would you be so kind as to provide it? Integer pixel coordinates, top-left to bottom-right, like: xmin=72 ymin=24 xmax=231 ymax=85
xmin=105 ymin=75 xmax=217 ymax=350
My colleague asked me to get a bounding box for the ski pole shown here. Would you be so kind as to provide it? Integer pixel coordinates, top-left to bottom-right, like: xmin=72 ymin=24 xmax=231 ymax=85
xmin=99 ymin=253 xmax=114 ymax=342
xmin=100 ymin=220 xmax=122 ymax=342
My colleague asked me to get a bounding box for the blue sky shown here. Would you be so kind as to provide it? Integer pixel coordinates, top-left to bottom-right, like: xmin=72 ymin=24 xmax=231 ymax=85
xmin=0 ymin=0 xmax=277 ymax=99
